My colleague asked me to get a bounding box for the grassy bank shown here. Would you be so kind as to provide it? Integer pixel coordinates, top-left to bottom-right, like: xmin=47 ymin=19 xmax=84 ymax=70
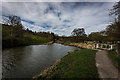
xmin=108 ymin=50 xmax=120 ymax=70
xmin=33 ymin=49 xmax=99 ymax=79
xmin=24 ymin=33 xmax=49 ymax=45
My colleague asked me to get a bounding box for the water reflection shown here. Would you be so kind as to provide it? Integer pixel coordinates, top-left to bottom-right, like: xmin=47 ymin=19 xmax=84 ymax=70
xmin=3 ymin=43 xmax=79 ymax=78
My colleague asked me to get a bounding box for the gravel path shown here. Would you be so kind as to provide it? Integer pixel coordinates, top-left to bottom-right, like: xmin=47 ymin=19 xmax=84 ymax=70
xmin=96 ymin=50 xmax=120 ymax=79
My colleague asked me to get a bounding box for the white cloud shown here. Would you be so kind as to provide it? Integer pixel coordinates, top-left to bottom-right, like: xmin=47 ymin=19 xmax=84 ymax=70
xmin=2 ymin=2 xmax=115 ymax=36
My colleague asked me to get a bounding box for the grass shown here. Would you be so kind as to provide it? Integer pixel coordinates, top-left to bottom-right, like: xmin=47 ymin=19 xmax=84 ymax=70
xmin=24 ymin=33 xmax=48 ymax=44
xmin=63 ymin=41 xmax=71 ymax=45
xmin=34 ymin=49 xmax=99 ymax=79
xmin=108 ymin=50 xmax=120 ymax=70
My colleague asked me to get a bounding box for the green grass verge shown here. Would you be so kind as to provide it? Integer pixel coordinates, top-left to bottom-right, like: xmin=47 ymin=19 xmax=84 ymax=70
xmin=63 ymin=41 xmax=71 ymax=45
xmin=34 ymin=49 xmax=99 ymax=79
xmin=24 ymin=33 xmax=48 ymax=44
xmin=108 ymin=50 xmax=120 ymax=70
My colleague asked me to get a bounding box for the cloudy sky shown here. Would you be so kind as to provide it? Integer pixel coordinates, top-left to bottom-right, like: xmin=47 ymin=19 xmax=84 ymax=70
xmin=1 ymin=2 xmax=115 ymax=36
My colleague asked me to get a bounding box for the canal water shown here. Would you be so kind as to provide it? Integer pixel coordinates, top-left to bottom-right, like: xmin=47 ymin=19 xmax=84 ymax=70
xmin=3 ymin=43 xmax=79 ymax=78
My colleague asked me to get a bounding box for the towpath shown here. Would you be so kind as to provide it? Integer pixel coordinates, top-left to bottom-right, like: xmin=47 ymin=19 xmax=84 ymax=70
xmin=96 ymin=50 xmax=120 ymax=79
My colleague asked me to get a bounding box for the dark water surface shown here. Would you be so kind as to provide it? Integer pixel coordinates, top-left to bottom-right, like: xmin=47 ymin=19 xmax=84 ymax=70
xmin=3 ymin=43 xmax=79 ymax=78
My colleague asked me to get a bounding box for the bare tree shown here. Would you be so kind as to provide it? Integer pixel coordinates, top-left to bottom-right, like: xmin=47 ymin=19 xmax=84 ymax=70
xmin=110 ymin=1 xmax=120 ymax=22
xmin=9 ymin=15 xmax=22 ymax=26
xmin=51 ymin=32 xmax=55 ymax=43
xmin=109 ymin=1 xmax=120 ymax=57
xmin=71 ymin=28 xmax=86 ymax=37
xmin=3 ymin=15 xmax=22 ymax=27
xmin=71 ymin=28 xmax=87 ymax=42
xmin=3 ymin=15 xmax=23 ymax=38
